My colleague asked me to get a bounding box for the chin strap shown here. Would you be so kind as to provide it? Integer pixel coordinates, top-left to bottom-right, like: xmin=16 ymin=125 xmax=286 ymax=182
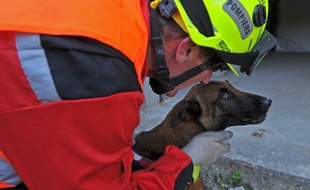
xmin=149 ymin=3 xmax=226 ymax=95
xmin=149 ymin=58 xmax=225 ymax=94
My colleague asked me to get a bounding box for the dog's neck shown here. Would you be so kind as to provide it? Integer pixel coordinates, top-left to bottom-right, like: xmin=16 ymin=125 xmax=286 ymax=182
xmin=132 ymin=120 xmax=205 ymax=161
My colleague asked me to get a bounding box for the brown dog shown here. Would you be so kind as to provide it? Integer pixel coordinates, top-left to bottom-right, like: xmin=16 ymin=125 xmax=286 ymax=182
xmin=132 ymin=80 xmax=272 ymax=190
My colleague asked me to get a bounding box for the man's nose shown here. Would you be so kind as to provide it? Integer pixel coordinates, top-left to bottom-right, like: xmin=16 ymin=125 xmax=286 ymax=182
xmin=200 ymin=70 xmax=213 ymax=84
xmin=200 ymin=75 xmax=212 ymax=84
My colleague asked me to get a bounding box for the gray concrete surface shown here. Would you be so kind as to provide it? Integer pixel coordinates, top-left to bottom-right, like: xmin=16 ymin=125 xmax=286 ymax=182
xmin=135 ymin=52 xmax=310 ymax=189
xmin=276 ymin=1 xmax=310 ymax=52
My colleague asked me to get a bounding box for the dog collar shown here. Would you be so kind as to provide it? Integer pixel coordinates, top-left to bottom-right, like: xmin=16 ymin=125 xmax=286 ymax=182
xmin=132 ymin=149 xmax=154 ymax=168
xmin=192 ymin=165 xmax=200 ymax=182
xmin=133 ymin=148 xmax=200 ymax=183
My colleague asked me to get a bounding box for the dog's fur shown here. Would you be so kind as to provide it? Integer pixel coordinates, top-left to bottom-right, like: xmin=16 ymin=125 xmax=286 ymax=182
xmin=132 ymin=81 xmax=272 ymax=190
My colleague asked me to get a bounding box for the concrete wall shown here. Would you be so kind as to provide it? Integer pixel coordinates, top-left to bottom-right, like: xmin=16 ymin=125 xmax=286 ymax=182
xmin=275 ymin=1 xmax=310 ymax=52
xmin=141 ymin=77 xmax=160 ymax=110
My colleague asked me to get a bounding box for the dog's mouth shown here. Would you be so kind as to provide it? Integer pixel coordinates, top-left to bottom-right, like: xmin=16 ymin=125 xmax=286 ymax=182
xmin=221 ymin=113 xmax=267 ymax=128
xmin=240 ymin=114 xmax=267 ymax=124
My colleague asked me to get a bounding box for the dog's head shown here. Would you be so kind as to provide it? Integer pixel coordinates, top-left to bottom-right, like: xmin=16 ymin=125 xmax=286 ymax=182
xmin=170 ymin=81 xmax=272 ymax=131
xmin=133 ymin=81 xmax=272 ymax=160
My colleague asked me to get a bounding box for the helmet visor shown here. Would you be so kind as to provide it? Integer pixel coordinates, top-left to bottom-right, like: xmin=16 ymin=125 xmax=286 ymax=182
xmin=215 ymin=30 xmax=277 ymax=76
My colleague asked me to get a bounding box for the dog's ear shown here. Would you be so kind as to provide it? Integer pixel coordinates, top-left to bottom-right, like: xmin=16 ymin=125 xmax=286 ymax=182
xmin=180 ymin=101 xmax=201 ymax=121
xmin=171 ymin=101 xmax=201 ymax=127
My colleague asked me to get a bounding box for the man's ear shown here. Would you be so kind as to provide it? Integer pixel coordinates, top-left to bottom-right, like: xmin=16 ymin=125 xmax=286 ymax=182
xmin=176 ymin=36 xmax=195 ymax=63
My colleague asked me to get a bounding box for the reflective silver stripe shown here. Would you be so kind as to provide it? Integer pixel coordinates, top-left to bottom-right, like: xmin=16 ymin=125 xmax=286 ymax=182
xmin=0 ymin=157 xmax=22 ymax=186
xmin=223 ymin=0 xmax=253 ymax=39
xmin=133 ymin=150 xmax=142 ymax=161
xmin=15 ymin=33 xmax=61 ymax=103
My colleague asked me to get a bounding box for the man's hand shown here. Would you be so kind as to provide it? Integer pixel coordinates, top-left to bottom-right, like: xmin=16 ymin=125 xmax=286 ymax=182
xmin=182 ymin=131 xmax=233 ymax=166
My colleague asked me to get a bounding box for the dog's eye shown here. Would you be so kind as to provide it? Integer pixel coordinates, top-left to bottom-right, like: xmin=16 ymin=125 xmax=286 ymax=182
xmin=220 ymin=92 xmax=229 ymax=100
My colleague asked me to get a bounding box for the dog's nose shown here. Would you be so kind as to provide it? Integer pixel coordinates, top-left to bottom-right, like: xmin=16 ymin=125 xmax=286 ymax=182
xmin=264 ymin=98 xmax=272 ymax=108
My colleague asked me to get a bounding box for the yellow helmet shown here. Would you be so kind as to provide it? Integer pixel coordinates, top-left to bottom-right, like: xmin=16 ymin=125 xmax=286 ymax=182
xmin=151 ymin=0 xmax=277 ymax=76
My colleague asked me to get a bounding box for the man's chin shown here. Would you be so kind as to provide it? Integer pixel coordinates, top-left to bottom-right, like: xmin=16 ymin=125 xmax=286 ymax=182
xmin=165 ymin=90 xmax=178 ymax=97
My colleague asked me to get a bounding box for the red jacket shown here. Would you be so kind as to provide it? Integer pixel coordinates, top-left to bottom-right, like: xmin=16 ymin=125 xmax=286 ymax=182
xmin=0 ymin=1 xmax=193 ymax=189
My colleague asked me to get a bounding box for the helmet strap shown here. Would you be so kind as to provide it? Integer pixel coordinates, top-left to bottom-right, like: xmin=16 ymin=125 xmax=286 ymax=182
xmin=149 ymin=58 xmax=224 ymax=94
xmin=149 ymin=5 xmax=174 ymax=94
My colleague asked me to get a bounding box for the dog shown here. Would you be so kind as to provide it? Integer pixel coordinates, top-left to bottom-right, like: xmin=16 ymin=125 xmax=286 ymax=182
xmin=132 ymin=80 xmax=272 ymax=190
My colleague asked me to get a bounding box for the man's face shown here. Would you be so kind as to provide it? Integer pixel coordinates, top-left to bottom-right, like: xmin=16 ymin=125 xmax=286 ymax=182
xmin=165 ymin=68 xmax=213 ymax=97
xmin=162 ymin=38 xmax=214 ymax=97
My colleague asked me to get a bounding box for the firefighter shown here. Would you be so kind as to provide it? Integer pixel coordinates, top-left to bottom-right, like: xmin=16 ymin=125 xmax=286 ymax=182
xmin=0 ymin=0 xmax=275 ymax=189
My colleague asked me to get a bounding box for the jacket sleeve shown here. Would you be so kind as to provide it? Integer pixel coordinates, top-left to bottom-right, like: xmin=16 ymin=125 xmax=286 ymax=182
xmin=0 ymin=32 xmax=193 ymax=190
xmin=131 ymin=145 xmax=193 ymax=190
xmin=0 ymin=92 xmax=193 ymax=190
